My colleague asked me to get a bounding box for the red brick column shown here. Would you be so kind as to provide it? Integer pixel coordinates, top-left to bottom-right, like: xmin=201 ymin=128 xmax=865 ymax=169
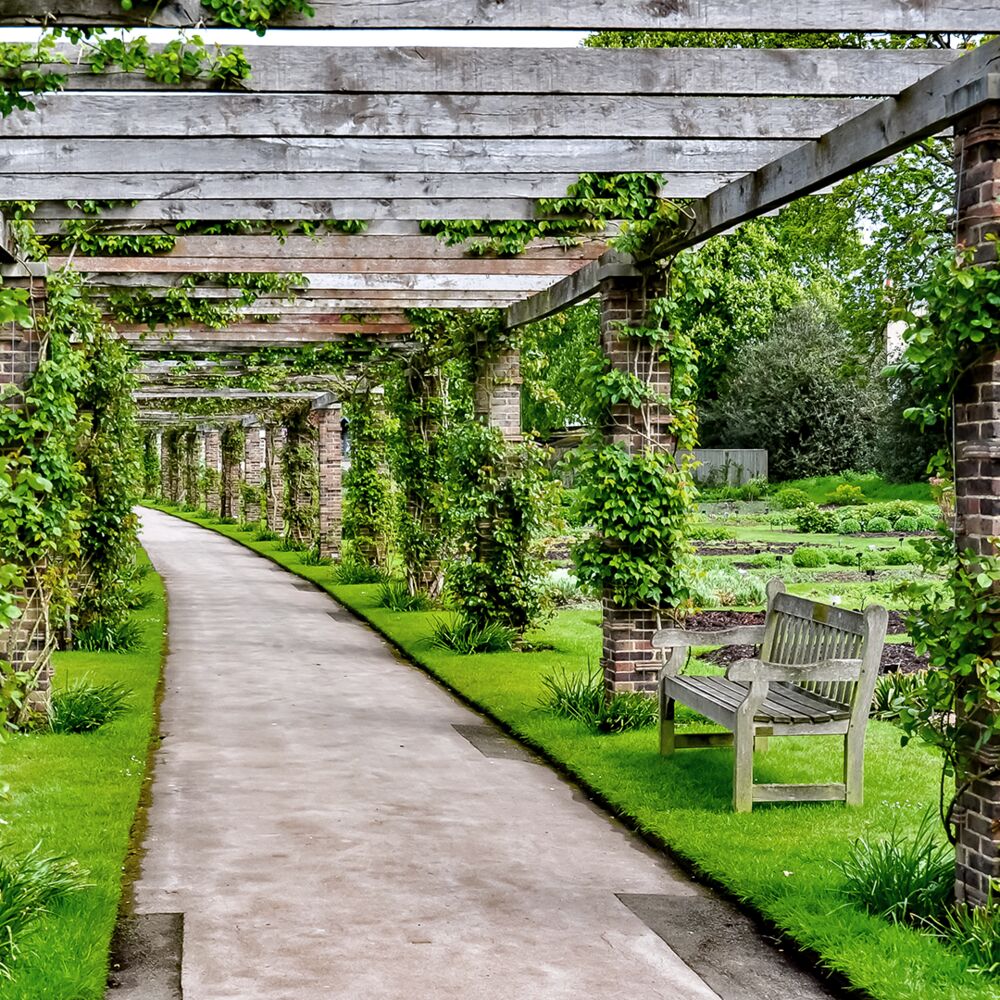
xmin=220 ymin=431 xmax=240 ymax=520
xmin=474 ymin=346 xmax=522 ymax=441
xmin=313 ymin=405 xmax=343 ymax=560
xmin=243 ymin=426 xmax=264 ymax=525
xmin=202 ymin=428 xmax=222 ymax=516
xmin=953 ymin=101 xmax=1000 ymax=906
xmin=264 ymin=425 xmax=286 ymax=533
xmin=599 ymin=273 xmax=673 ymax=695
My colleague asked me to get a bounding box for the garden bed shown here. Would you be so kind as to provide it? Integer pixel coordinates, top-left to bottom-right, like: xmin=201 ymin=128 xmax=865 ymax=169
xmin=149 ymin=505 xmax=990 ymax=1000
xmin=0 ymin=551 xmax=166 ymax=999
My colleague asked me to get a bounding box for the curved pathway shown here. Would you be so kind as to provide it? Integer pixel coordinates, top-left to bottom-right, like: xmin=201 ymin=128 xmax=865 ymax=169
xmin=137 ymin=509 xmax=724 ymax=999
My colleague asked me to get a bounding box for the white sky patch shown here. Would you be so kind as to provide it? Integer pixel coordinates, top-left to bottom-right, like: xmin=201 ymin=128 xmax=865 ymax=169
xmin=0 ymin=27 xmax=589 ymax=47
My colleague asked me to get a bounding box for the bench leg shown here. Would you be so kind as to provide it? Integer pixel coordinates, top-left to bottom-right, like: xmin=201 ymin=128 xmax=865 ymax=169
xmin=844 ymin=731 xmax=864 ymax=806
xmin=659 ymin=691 xmax=676 ymax=756
xmin=733 ymin=723 xmax=755 ymax=813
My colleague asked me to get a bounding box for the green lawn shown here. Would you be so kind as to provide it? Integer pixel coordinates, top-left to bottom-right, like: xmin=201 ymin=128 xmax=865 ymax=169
xmin=775 ymin=473 xmax=934 ymax=505
xmin=0 ymin=550 xmax=166 ymax=999
xmin=147 ymin=503 xmax=997 ymax=1000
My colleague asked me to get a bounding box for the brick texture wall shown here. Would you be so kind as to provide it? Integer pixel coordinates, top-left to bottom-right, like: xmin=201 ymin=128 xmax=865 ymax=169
xmin=313 ymin=406 xmax=343 ymax=560
xmin=954 ymin=101 xmax=1000 ymax=905
xmin=599 ymin=274 xmax=673 ymax=695
xmin=203 ymin=428 xmax=222 ymax=516
xmin=243 ymin=426 xmax=264 ymax=525
xmin=474 ymin=346 xmax=523 ymax=441
xmin=264 ymin=425 xmax=286 ymax=533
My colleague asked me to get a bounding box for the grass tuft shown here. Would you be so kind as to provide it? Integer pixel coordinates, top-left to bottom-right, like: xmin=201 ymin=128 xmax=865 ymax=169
xmin=74 ymin=618 xmax=144 ymax=654
xmin=375 ymin=580 xmax=432 ymax=612
xmin=429 ymin=615 xmax=516 ymax=654
xmin=49 ymin=678 xmax=131 ymax=735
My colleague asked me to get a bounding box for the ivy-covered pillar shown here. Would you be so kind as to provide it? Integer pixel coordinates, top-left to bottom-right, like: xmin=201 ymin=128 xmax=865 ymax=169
xmin=281 ymin=407 xmax=318 ymax=547
xmin=599 ymin=272 xmax=673 ymax=696
xmin=160 ymin=429 xmax=180 ymax=503
xmin=312 ymin=402 xmax=343 ymax=560
xmin=264 ymin=424 xmax=286 ymax=533
xmin=220 ymin=425 xmax=243 ymax=521
xmin=953 ymin=101 xmax=1000 ymax=907
xmin=202 ymin=427 xmax=222 ymax=516
xmin=474 ymin=346 xmax=522 ymax=441
xmin=242 ymin=424 xmax=264 ymax=526
xmin=183 ymin=429 xmax=200 ymax=509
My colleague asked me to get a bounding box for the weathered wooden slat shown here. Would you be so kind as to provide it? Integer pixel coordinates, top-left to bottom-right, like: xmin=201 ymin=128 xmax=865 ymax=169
xmin=52 ymin=255 xmax=597 ymax=276
xmin=0 ymin=137 xmax=797 ymax=175
xmin=133 ymin=389 xmax=325 ymax=400
xmin=0 ymin=172 xmax=737 ymax=202
xmin=52 ymin=46 xmax=960 ymax=97
xmin=85 ymin=234 xmax=608 ymax=261
xmin=6 ymin=1 xmax=998 ymax=31
xmin=116 ymin=322 xmax=411 ymax=336
xmin=4 ymin=92 xmax=876 ymax=140
xmin=752 ymin=784 xmax=847 ymax=803
xmin=119 ymin=328 xmax=410 ymax=345
xmin=28 ymin=198 xmax=555 ymax=223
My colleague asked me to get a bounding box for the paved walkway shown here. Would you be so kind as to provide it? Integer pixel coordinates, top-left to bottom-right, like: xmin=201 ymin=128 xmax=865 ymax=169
xmin=137 ymin=509 xmax=720 ymax=999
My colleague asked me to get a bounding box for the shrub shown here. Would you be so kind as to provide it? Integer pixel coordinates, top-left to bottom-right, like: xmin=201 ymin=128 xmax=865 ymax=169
xmin=332 ymin=559 xmax=389 ymax=585
xmin=541 ymin=573 xmax=591 ymax=609
xmin=375 ymin=580 xmax=432 ymax=612
xmin=594 ymin=692 xmax=659 ymax=733
xmin=688 ymin=524 xmax=735 ymax=542
xmin=827 ymin=547 xmax=859 ymax=567
xmin=690 ymin=567 xmax=767 ymax=608
xmin=0 ymin=845 xmax=91 ymax=978
xmin=792 ymin=546 xmax=829 ymax=569
xmin=944 ymin=900 xmax=1000 ymax=975
xmin=826 ymin=483 xmax=867 ymax=506
xmin=839 ymin=518 xmax=864 ymax=534
xmin=915 ymin=514 xmax=938 ymax=532
xmin=872 ymin=671 xmax=926 ymax=721
xmin=833 ymin=811 xmax=953 ymax=925
xmin=50 ymin=678 xmax=131 ymax=734
xmin=772 ymin=487 xmax=811 ymax=510
xmin=866 ymin=516 xmax=892 ymax=533
xmin=429 ymin=615 xmax=516 ymax=654
xmin=794 ymin=505 xmax=838 ymax=533
xmin=74 ymin=618 xmax=143 ymax=653
xmin=299 ymin=547 xmax=333 ymax=567
xmin=884 ymin=544 xmax=920 ymax=566
xmin=893 ymin=516 xmax=920 ymax=534
xmin=251 ymin=527 xmax=280 ymax=542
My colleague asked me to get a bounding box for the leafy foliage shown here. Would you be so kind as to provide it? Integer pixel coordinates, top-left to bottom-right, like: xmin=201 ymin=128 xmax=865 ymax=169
xmin=538 ymin=665 xmax=658 ymax=733
xmin=428 ymin=615 xmax=516 ymax=655
xmin=343 ymin=388 xmax=393 ymax=567
xmin=49 ymin=677 xmax=131 ymax=733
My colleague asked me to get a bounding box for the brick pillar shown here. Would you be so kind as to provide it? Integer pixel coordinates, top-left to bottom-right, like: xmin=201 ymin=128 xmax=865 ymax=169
xmin=182 ymin=430 xmax=199 ymax=508
xmin=599 ymin=273 xmax=674 ymax=695
xmin=264 ymin=425 xmax=286 ymax=533
xmin=160 ymin=430 xmax=177 ymax=502
xmin=220 ymin=430 xmax=240 ymax=520
xmin=953 ymin=102 xmax=1000 ymax=906
xmin=474 ymin=346 xmax=522 ymax=441
xmin=243 ymin=426 xmax=264 ymax=526
xmin=203 ymin=428 xmax=222 ymax=516
xmin=313 ymin=405 xmax=343 ymax=560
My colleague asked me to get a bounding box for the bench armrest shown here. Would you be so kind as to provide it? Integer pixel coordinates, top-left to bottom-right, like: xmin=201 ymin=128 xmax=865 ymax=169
xmin=653 ymin=625 xmax=766 ymax=650
xmin=726 ymin=657 xmax=863 ymax=683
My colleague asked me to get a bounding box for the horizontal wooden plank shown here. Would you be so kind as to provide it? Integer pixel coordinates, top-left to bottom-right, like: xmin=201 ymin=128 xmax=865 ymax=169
xmin=94 ymin=234 xmax=607 ymax=261
xmin=0 ymin=137 xmax=799 ymax=175
xmin=95 ymin=290 xmax=520 ymax=309
xmin=0 ymin=172 xmax=737 ymax=202
xmin=5 ymin=92 xmax=875 ymax=140
xmin=134 ymin=389 xmax=324 ymax=400
xmin=116 ymin=322 xmax=412 ymax=336
xmin=52 ymin=46 xmax=960 ymax=97
xmin=28 ymin=198 xmax=554 ymax=222
xmin=120 ymin=327 xmax=408 ymax=343
xmin=752 ymin=783 xmax=846 ymax=802
xmin=53 ymin=255 xmax=597 ymax=276
xmin=5 ymin=1 xmax=999 ymax=31
xmin=97 ymin=271 xmax=555 ymax=291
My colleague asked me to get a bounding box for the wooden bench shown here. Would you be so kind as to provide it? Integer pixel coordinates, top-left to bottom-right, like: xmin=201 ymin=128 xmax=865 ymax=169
xmin=652 ymin=580 xmax=888 ymax=812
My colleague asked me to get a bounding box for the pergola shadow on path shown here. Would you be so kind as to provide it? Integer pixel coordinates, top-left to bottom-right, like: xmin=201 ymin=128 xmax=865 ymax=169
xmin=1 ymin=2 xmax=998 ymax=903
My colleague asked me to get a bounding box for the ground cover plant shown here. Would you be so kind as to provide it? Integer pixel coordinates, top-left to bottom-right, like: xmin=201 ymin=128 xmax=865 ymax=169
xmin=151 ymin=505 xmax=1000 ymax=1000
xmin=0 ymin=551 xmax=165 ymax=998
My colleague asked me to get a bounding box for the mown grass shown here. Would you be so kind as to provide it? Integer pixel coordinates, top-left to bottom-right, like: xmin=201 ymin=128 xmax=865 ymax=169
xmin=145 ymin=504 xmax=995 ymax=1000
xmin=777 ymin=473 xmax=934 ymax=505
xmin=0 ymin=550 xmax=166 ymax=999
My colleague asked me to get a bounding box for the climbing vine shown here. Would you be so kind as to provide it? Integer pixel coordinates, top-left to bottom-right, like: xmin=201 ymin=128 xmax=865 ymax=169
xmin=342 ymin=387 xmax=393 ymax=567
xmin=279 ymin=405 xmax=318 ymax=546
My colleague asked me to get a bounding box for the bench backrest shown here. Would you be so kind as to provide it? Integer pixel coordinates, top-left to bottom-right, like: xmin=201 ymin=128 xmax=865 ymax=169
xmin=761 ymin=581 xmax=883 ymax=720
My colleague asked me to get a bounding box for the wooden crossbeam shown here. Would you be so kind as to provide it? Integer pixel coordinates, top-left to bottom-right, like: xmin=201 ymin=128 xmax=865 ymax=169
xmin=92 ymin=272 xmax=556 ymax=291
xmin=0 ymin=172 xmax=739 ymax=202
xmin=508 ymin=38 xmax=1000 ymax=328
xmin=4 ymin=93 xmax=875 ymax=140
xmin=51 ymin=46 xmax=959 ymax=97
xmin=4 ymin=1 xmax=998 ymax=31
xmin=134 ymin=388 xmax=323 ymax=401
xmin=0 ymin=137 xmax=801 ymax=176
xmin=95 ymin=290 xmax=521 ymax=310
xmin=115 ymin=321 xmax=412 ymax=337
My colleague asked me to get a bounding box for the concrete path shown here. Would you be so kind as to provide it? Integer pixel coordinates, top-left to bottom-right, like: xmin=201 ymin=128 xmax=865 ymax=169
xmin=136 ymin=509 xmax=721 ymax=1000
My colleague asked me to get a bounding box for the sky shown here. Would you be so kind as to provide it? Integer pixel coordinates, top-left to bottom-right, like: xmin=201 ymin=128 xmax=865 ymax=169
xmin=0 ymin=28 xmax=590 ymax=47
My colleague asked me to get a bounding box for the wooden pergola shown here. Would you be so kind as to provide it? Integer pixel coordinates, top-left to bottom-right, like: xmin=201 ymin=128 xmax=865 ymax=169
xmin=2 ymin=0 xmax=999 ymax=902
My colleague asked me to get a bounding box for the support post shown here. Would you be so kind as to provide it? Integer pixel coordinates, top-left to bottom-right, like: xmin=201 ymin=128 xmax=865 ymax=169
xmin=599 ymin=274 xmax=673 ymax=696
xmin=264 ymin=424 xmax=286 ymax=533
xmin=474 ymin=345 xmax=523 ymax=441
xmin=220 ymin=428 xmax=241 ymax=520
xmin=243 ymin=425 xmax=264 ymax=526
xmin=313 ymin=404 xmax=343 ymax=560
xmin=202 ymin=427 xmax=222 ymax=516
xmin=953 ymin=100 xmax=1000 ymax=906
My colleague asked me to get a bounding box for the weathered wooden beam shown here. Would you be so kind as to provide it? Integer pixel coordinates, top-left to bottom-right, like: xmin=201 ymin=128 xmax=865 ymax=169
xmin=115 ymin=321 xmax=412 ymax=336
xmin=52 ymin=45 xmax=959 ymax=97
xmin=125 ymin=332 xmax=414 ymax=354
xmin=0 ymin=172 xmax=737 ymax=202
xmin=27 ymin=199 xmax=568 ymax=222
xmin=507 ymin=251 xmax=639 ymax=328
xmin=4 ymin=92 xmax=875 ymax=140
xmin=5 ymin=1 xmax=999 ymax=31
xmin=96 ymin=290 xmax=521 ymax=310
xmin=134 ymin=388 xmax=324 ymax=401
xmin=0 ymin=137 xmax=798 ymax=176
